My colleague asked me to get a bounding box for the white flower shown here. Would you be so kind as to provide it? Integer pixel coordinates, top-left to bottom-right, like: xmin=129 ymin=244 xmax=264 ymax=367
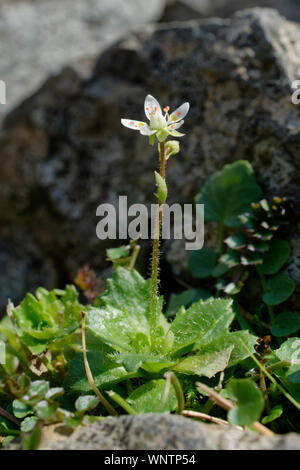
xmin=121 ymin=95 xmax=190 ymax=143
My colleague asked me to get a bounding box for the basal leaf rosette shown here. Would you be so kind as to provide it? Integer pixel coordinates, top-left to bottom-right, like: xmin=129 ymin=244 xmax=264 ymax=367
xmin=74 ymin=267 xmax=257 ymax=393
xmin=12 ymin=285 xmax=82 ymax=354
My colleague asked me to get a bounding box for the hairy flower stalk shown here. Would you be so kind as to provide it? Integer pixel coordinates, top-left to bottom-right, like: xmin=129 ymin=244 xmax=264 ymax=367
xmin=121 ymin=95 xmax=189 ymax=351
xmin=150 ymin=141 xmax=166 ymax=350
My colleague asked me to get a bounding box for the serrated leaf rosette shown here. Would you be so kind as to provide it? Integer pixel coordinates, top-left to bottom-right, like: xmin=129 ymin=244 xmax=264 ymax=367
xmin=66 ymin=267 xmax=257 ymax=393
xmin=11 ymin=285 xmax=82 ymax=354
xmin=121 ymin=95 xmax=189 ymax=144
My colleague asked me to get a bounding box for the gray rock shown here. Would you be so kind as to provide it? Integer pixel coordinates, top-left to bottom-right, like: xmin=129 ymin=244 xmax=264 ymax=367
xmin=7 ymin=414 xmax=300 ymax=450
xmin=0 ymin=0 xmax=166 ymax=118
xmin=162 ymin=0 xmax=300 ymax=23
xmin=1 ymin=8 xmax=300 ymax=309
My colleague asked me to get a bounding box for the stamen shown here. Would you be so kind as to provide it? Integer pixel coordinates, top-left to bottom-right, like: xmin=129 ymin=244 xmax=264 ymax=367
xmin=163 ymin=106 xmax=170 ymax=113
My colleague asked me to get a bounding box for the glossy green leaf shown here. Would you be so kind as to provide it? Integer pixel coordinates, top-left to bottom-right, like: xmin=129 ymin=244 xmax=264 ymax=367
xmin=188 ymin=248 xmax=218 ymax=278
xmin=170 ymin=298 xmax=234 ymax=356
xmin=86 ymin=268 xmax=168 ymax=353
xmin=106 ymin=246 xmax=130 ymax=260
xmin=263 ymin=272 xmax=295 ymax=306
xmin=275 ymin=338 xmax=300 ymax=365
xmin=21 ymin=416 xmax=38 ymax=433
xmin=173 ymin=347 xmax=233 ymax=378
xmin=28 ymin=381 xmax=49 ymax=399
xmin=35 ymin=400 xmax=57 ymax=420
xmin=75 ymin=395 xmax=100 ymax=412
xmin=196 ymin=330 xmax=257 ymax=368
xmin=13 ymin=400 xmax=33 ymax=419
xmin=45 ymin=388 xmax=64 ymax=400
xmin=261 ymin=239 xmax=291 ymax=275
xmin=12 ymin=285 xmax=82 ymax=354
xmin=195 ymin=161 xmax=263 ymax=228
xmin=64 ymin=350 xmax=137 ymax=393
xmin=127 ymin=379 xmax=178 ymax=413
xmin=273 ymin=339 xmax=300 ymax=402
xmin=271 ymin=312 xmax=300 ymax=337
xmin=226 ymin=379 xmax=264 ymax=426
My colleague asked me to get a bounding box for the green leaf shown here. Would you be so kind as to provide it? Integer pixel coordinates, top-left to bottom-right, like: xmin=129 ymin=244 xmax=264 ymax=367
xmin=287 ymin=364 xmax=300 ymax=383
xmin=21 ymin=416 xmax=38 ymax=433
xmin=154 ymin=171 xmax=167 ymax=203
xmin=45 ymin=387 xmax=64 ymax=400
xmin=197 ymin=330 xmax=257 ymax=368
xmin=188 ymin=248 xmax=218 ymax=278
xmin=275 ymin=338 xmax=300 ymax=365
xmin=13 ymin=400 xmax=33 ymax=419
xmin=86 ymin=268 xmax=167 ymax=352
xmin=166 ymin=288 xmax=212 ymax=316
xmin=28 ymin=380 xmax=49 ymax=399
xmin=164 ymin=140 xmax=180 ymax=160
xmin=173 ymin=347 xmax=233 ymax=378
xmin=113 ymin=353 xmax=175 ymax=374
xmin=262 ymin=405 xmax=283 ymax=424
xmin=35 ymin=400 xmax=57 ymax=420
xmin=219 ymin=252 xmax=239 ymax=269
xmin=170 ymin=298 xmax=234 ymax=356
xmin=212 ymin=262 xmax=229 ymax=278
xmin=226 ymin=379 xmax=264 ymax=426
xmin=272 ymin=339 xmax=300 ymax=402
xmin=225 ymin=233 xmax=247 ymax=250
xmin=75 ymin=395 xmax=100 ymax=412
xmin=106 ymin=246 xmax=130 ymax=260
xmin=271 ymin=312 xmax=300 ymax=337
xmin=12 ymin=285 xmax=82 ymax=354
xmin=261 ymin=239 xmax=291 ymax=275
xmin=195 ymin=161 xmax=263 ymax=228
xmin=64 ymin=350 xmax=137 ymax=393
xmin=127 ymin=379 xmax=178 ymax=413
xmin=263 ymin=271 xmax=295 ymax=306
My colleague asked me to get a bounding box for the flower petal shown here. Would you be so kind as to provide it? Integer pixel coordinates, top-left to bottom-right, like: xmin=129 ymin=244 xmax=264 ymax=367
xmin=140 ymin=124 xmax=156 ymax=136
xmin=121 ymin=119 xmax=147 ymax=131
xmin=166 ymin=120 xmax=184 ymax=131
xmin=144 ymin=95 xmax=162 ymax=120
xmin=168 ymin=102 xmax=190 ymax=124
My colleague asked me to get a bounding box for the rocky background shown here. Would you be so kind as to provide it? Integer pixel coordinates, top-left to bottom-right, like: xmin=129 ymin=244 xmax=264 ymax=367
xmin=1 ymin=1 xmax=300 ymax=312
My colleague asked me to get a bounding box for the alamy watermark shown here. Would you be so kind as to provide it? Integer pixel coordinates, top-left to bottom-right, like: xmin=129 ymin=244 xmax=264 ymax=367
xmin=96 ymin=196 xmax=204 ymax=250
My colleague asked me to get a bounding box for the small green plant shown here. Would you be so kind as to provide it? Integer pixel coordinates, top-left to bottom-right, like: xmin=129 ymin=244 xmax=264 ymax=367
xmin=188 ymin=160 xmax=297 ymax=336
xmin=0 ymin=97 xmax=300 ymax=449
